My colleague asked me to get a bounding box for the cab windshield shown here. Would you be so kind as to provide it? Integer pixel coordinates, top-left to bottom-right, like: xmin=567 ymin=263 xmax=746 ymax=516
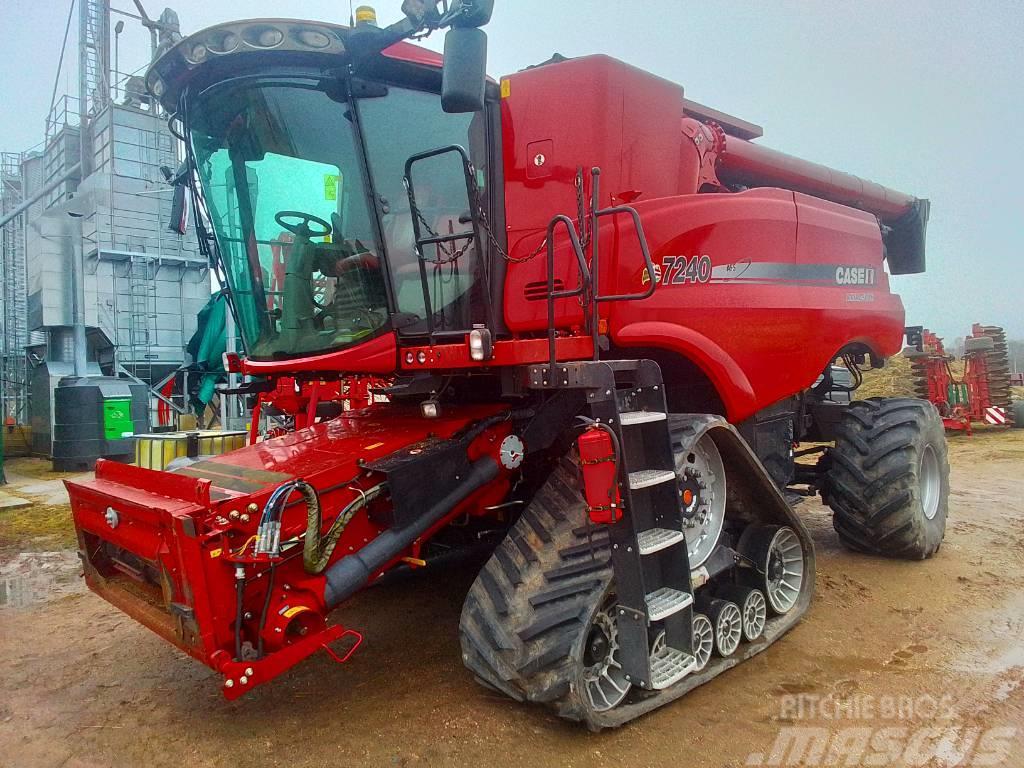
xmin=189 ymin=78 xmax=388 ymax=359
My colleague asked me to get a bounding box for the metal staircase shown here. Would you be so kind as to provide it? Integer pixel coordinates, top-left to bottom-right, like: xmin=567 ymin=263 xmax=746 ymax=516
xmin=528 ymin=358 xmax=699 ymax=692
xmin=595 ymin=360 xmax=698 ymax=691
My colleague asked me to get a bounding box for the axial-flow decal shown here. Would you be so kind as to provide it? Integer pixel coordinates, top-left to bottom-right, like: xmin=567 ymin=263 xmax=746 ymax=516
xmin=642 ymin=259 xmax=882 ymax=289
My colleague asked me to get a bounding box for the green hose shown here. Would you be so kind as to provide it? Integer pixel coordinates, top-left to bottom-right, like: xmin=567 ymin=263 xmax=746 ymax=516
xmin=303 ymin=484 xmax=387 ymax=574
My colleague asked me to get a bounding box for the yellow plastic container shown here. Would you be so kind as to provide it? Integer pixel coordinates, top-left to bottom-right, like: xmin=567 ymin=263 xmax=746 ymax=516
xmin=134 ymin=430 xmax=248 ymax=471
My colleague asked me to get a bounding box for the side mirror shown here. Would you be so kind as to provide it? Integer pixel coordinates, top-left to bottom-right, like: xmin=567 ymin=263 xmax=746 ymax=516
xmin=442 ymin=27 xmax=487 ymax=113
xmin=166 ymin=161 xmax=191 ymax=236
xmin=168 ymin=184 xmax=189 ymax=235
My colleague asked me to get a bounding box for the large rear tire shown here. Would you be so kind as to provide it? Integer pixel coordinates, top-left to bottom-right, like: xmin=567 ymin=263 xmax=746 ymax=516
xmin=458 ymin=456 xmax=617 ymax=725
xmin=826 ymin=398 xmax=949 ymax=560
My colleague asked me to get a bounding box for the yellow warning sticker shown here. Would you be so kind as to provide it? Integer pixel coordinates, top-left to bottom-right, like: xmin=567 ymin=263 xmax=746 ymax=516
xmin=324 ymin=174 xmax=340 ymax=201
xmin=209 ymin=548 xmax=222 ymax=559
xmin=283 ymin=606 xmax=311 ymax=619
xmin=500 ymin=79 xmax=511 ymax=99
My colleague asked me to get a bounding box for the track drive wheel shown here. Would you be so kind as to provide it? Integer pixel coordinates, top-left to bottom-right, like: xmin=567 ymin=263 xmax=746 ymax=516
xmin=459 ymin=456 xmax=620 ymax=725
xmin=826 ymin=398 xmax=949 ymax=559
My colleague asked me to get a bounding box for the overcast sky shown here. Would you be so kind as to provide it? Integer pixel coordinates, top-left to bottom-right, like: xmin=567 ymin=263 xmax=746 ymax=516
xmin=1 ymin=0 xmax=1021 ymax=340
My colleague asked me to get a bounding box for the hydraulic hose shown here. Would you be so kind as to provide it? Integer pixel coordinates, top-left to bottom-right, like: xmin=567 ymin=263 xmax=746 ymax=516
xmin=323 ymin=455 xmax=500 ymax=609
xmin=304 ymin=483 xmax=387 ymax=574
xmin=256 ymin=479 xmax=319 ymax=556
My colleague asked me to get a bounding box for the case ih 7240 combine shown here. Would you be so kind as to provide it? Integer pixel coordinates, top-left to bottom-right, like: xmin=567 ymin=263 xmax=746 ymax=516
xmin=66 ymin=1 xmax=949 ymax=728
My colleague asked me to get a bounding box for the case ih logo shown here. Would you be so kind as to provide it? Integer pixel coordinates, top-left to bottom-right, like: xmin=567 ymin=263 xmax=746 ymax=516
xmin=835 ymin=266 xmax=877 ymax=286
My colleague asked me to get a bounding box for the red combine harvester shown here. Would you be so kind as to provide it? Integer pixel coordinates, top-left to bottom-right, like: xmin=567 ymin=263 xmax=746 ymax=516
xmin=905 ymin=324 xmax=1015 ymax=433
xmin=65 ymin=1 xmax=950 ymax=728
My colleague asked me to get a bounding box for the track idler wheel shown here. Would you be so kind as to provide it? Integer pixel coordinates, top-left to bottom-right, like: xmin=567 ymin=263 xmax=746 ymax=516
xmin=738 ymin=525 xmax=806 ymax=615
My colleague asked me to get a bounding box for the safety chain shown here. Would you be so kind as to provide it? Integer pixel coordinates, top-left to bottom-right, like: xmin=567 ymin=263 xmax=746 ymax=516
xmin=408 ymin=189 xmax=475 ymax=267
xmin=407 ymin=165 xmax=593 ymax=268
xmin=471 ymin=165 xmax=592 ymax=264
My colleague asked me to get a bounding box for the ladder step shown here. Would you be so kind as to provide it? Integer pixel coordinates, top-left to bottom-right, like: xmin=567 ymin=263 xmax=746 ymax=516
xmin=636 ymin=527 xmax=686 ymax=555
xmin=645 ymin=587 xmax=693 ymax=621
xmin=619 ymin=410 xmax=667 ymax=426
xmin=650 ymin=645 xmax=697 ymax=690
xmin=628 ymin=469 xmax=676 ymax=490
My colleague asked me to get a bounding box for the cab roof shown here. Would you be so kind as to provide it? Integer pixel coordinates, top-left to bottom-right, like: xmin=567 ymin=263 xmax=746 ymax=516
xmin=146 ymin=18 xmax=443 ymax=112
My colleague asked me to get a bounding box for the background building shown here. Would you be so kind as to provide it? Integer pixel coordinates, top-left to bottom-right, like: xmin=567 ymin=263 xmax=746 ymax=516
xmin=0 ymin=1 xmax=209 ymax=456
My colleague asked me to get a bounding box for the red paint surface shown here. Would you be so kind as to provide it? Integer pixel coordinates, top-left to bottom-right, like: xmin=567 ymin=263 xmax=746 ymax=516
xmin=65 ymin=402 xmax=511 ymax=693
xmin=498 ymin=56 xmax=908 ymax=419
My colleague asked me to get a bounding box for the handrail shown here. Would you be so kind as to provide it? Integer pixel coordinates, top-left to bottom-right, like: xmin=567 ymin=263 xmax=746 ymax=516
xmin=587 ymin=167 xmax=657 ymax=359
xmin=540 ymin=167 xmax=659 ymax=369
xmin=545 ymin=214 xmax=591 ymax=368
xmin=403 ymin=144 xmax=491 ymax=343
xmin=592 ymin=206 xmax=657 ymax=303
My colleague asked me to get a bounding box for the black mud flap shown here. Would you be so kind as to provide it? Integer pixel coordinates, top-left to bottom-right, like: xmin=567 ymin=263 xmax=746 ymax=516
xmin=585 ymin=414 xmax=816 ymax=730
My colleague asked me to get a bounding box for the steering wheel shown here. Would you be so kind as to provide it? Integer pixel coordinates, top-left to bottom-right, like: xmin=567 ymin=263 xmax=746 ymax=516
xmin=275 ymin=210 xmax=332 ymax=239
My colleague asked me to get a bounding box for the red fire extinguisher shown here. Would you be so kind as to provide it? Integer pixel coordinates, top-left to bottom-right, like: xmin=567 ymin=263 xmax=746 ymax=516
xmin=577 ymin=425 xmax=623 ymax=524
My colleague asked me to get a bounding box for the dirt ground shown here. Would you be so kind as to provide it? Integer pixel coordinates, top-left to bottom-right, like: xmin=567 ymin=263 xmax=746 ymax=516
xmin=1 ymin=432 xmax=1023 ymax=768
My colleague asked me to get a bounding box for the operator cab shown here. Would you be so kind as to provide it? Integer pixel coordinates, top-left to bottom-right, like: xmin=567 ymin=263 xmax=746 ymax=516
xmin=153 ymin=12 xmax=499 ymax=364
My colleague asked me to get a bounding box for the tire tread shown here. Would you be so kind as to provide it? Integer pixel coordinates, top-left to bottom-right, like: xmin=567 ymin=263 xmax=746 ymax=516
xmin=826 ymin=397 xmax=949 ymax=559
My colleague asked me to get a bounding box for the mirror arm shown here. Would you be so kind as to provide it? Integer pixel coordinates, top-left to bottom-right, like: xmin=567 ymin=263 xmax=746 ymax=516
xmin=349 ymin=1 xmax=489 ymax=62
xmin=346 ymin=17 xmax=421 ymax=61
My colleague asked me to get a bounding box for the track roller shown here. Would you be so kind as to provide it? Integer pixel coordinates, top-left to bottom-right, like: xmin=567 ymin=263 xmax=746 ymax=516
xmin=690 ymin=614 xmax=714 ymax=671
xmin=704 ymin=599 xmax=743 ymax=657
xmin=718 ymin=586 xmax=767 ymax=642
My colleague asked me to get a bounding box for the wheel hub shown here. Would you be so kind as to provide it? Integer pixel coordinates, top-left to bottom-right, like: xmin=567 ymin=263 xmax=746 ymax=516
xmin=676 ymin=435 xmax=727 ymax=568
xmin=920 ymin=443 xmax=940 ymax=521
xmin=679 ymin=467 xmax=707 ymax=520
xmin=585 ymin=625 xmax=611 ymax=667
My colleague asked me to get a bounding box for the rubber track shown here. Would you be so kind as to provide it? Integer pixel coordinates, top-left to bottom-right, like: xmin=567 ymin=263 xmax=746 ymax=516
xmin=458 ymin=456 xmax=613 ymax=722
xmin=827 ymin=397 xmax=948 ymax=559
